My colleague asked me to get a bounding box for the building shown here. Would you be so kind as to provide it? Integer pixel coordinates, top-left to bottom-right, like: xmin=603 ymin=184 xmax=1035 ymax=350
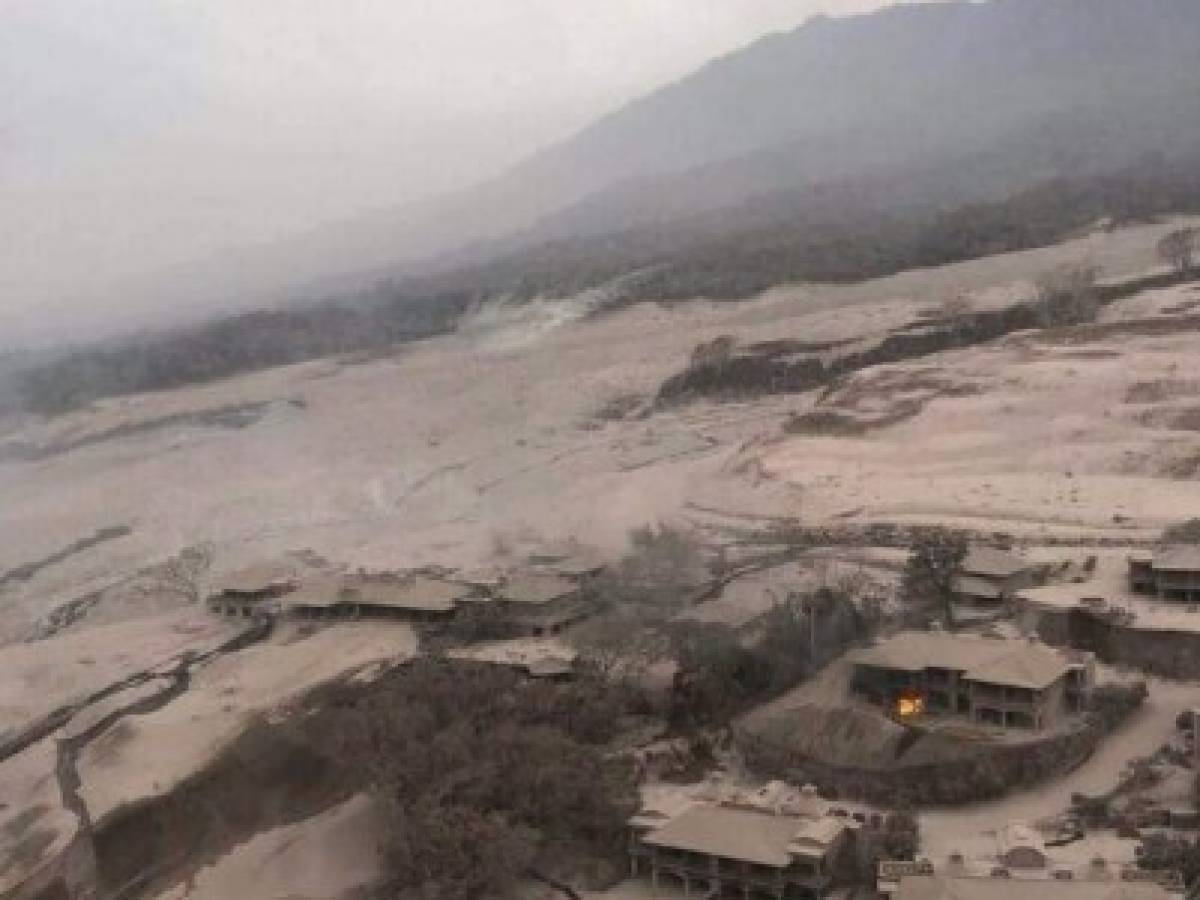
xmin=628 ymin=785 xmax=850 ymax=900
xmin=888 ymin=873 xmax=1180 ymax=899
xmin=880 ymin=858 xmax=1182 ymax=899
xmin=953 ymin=546 xmax=1037 ymax=610
xmin=206 ymin=562 xmax=301 ymax=619
xmin=280 ymin=573 xmax=476 ymax=622
xmin=848 ymin=632 xmax=1093 ymax=730
xmin=1129 ymin=547 xmax=1200 ymax=602
xmin=492 ymin=572 xmax=587 ymax=636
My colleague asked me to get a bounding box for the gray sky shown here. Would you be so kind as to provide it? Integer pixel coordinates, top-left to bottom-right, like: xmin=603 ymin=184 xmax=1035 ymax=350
xmin=2 ymin=0 xmax=899 ymax=343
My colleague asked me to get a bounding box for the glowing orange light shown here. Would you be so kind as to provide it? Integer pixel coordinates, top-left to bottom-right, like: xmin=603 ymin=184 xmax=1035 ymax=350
xmin=896 ymin=692 xmax=924 ymax=718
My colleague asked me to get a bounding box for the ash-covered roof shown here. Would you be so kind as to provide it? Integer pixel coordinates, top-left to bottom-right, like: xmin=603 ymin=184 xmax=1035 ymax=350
xmin=448 ymin=638 xmax=578 ymax=678
xmin=1153 ymin=546 xmax=1200 ymax=572
xmin=640 ymin=804 xmax=844 ymax=868
xmin=849 ymin=632 xmax=1080 ymax=690
xmin=961 ymin=546 xmax=1030 ymax=579
xmin=494 ymin=572 xmax=578 ymax=605
xmin=284 ymin=574 xmax=474 ymax=612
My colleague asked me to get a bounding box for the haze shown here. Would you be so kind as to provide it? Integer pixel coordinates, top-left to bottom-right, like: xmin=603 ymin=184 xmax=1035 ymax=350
xmin=1 ymin=0 xmax=898 ymax=346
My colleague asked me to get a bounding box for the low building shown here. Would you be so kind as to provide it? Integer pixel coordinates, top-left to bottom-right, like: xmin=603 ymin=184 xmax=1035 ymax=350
xmin=628 ymin=786 xmax=849 ymax=900
xmin=849 ymin=632 xmax=1093 ymax=730
xmin=492 ymin=572 xmax=587 ymax=636
xmin=882 ymin=861 xmax=1182 ymax=899
xmin=1130 ymin=547 xmax=1200 ymax=602
xmin=280 ymin=573 xmax=476 ymax=621
xmin=953 ymin=546 xmax=1037 ymax=610
xmin=206 ymin=562 xmax=300 ymax=618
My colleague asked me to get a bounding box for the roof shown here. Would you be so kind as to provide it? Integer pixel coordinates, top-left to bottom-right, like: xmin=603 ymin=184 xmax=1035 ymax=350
xmin=448 ymin=638 xmax=578 ymax=677
xmin=967 ymin=643 xmax=1077 ymax=691
xmin=346 ymin=575 xmax=473 ymax=612
xmin=953 ymin=575 xmax=1005 ymax=601
xmin=895 ymin=874 xmax=1173 ymax=899
xmin=495 ymin=572 xmax=578 ymax=605
xmin=787 ymin=818 xmax=847 ymax=857
xmin=961 ymin=546 xmax=1030 ymax=579
xmin=525 ymin=542 xmax=607 ymax=576
xmin=283 ymin=574 xmax=473 ymax=613
xmin=215 ymin=562 xmax=300 ymax=595
xmin=640 ymin=805 xmax=844 ymax=868
xmin=277 ymin=576 xmax=344 ymax=609
xmin=849 ymin=632 xmax=1078 ymax=690
xmin=1153 ymin=546 xmax=1200 ymax=572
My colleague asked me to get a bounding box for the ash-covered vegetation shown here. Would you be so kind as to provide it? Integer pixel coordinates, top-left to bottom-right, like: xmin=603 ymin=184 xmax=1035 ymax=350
xmin=14 ymin=155 xmax=1200 ymax=416
xmin=318 ymin=659 xmax=640 ymax=900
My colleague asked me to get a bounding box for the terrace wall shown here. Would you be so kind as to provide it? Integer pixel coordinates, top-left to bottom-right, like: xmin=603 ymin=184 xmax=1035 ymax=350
xmin=736 ymin=712 xmax=1102 ymax=807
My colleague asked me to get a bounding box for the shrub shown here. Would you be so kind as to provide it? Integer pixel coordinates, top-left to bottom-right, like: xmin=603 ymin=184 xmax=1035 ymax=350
xmin=1158 ymin=227 xmax=1199 ymax=275
xmin=1163 ymin=519 xmax=1200 ymax=545
xmin=1089 ymin=681 xmax=1148 ymax=732
xmin=1034 ymin=263 xmax=1101 ymax=327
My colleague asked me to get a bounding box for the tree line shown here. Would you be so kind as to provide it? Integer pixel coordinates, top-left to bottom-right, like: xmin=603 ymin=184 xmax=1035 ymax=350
xmin=15 ymin=153 xmax=1200 ymax=416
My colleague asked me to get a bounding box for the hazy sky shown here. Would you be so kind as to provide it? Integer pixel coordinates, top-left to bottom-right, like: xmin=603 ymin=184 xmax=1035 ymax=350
xmin=2 ymin=0 xmax=901 ymax=342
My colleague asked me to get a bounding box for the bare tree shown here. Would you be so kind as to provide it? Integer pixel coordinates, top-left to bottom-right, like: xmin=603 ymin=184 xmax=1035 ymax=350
xmin=1158 ymin=227 xmax=1200 ymax=276
xmin=1034 ymin=263 xmax=1101 ymax=327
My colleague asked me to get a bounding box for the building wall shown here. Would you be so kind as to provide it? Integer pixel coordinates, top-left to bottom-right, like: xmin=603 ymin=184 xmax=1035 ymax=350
xmin=1036 ymin=678 xmax=1068 ymax=729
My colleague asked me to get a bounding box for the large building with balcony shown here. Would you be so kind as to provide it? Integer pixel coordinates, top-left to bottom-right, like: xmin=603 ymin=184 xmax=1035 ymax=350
xmin=627 ymin=784 xmax=850 ymax=900
xmin=1129 ymin=547 xmax=1200 ymax=602
xmin=849 ymin=631 xmax=1093 ymax=731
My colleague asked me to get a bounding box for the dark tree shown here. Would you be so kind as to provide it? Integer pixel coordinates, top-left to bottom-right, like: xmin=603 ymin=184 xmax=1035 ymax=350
xmin=1158 ymin=227 xmax=1199 ymax=275
xmin=900 ymin=530 xmax=968 ymax=626
xmin=1033 ymin=263 xmax=1101 ymax=327
xmin=1163 ymin=519 xmax=1200 ymax=545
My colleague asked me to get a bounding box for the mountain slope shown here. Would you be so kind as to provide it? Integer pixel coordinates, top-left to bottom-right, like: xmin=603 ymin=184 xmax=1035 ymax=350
xmin=69 ymin=0 xmax=1200 ymax=336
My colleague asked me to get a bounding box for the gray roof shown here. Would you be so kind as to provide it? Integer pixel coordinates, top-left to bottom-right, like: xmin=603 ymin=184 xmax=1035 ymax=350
xmin=961 ymin=546 xmax=1030 ymax=579
xmin=283 ymin=574 xmax=473 ymax=612
xmin=447 ymin=638 xmax=578 ymax=677
xmin=495 ymin=572 xmax=578 ymax=605
xmin=849 ymin=632 xmax=1080 ymax=690
xmin=1153 ymin=545 xmax=1200 ymax=572
xmin=895 ymin=875 xmax=1172 ymax=899
xmin=640 ymin=805 xmax=844 ymax=868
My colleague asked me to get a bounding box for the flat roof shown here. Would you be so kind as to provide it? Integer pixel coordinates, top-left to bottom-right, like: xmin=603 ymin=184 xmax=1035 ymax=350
xmin=284 ymin=574 xmax=473 ymax=612
xmin=849 ymin=632 xmax=1080 ymax=690
xmin=448 ymin=638 xmax=578 ymax=677
xmin=1153 ymin=546 xmax=1200 ymax=572
xmin=962 ymin=546 xmax=1030 ymax=579
xmin=640 ymin=804 xmax=844 ymax=868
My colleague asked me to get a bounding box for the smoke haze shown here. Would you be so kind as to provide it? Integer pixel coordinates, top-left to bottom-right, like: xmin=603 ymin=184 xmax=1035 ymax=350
xmin=2 ymin=0 xmax=896 ymax=346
